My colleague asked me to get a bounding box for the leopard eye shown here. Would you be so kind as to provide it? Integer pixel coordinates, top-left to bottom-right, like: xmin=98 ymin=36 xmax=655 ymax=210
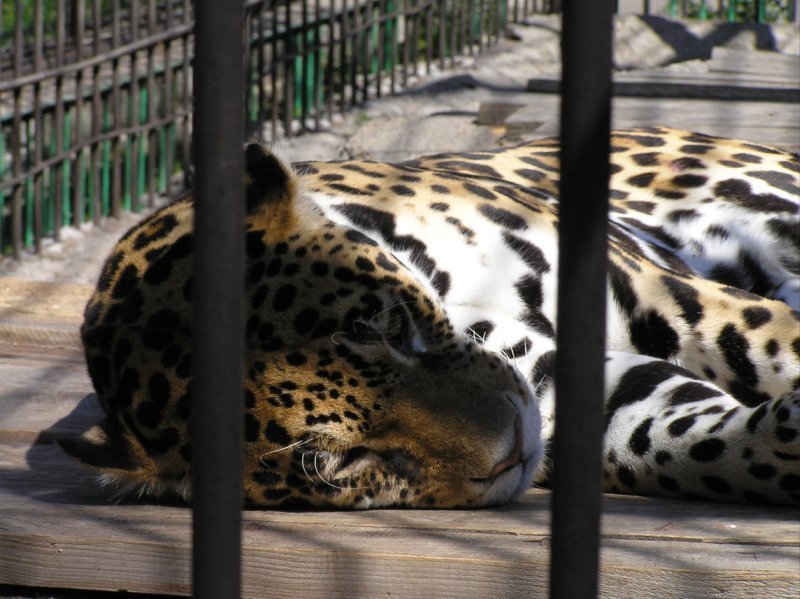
xmin=382 ymin=303 xmax=426 ymax=360
xmin=350 ymin=318 xmax=380 ymax=342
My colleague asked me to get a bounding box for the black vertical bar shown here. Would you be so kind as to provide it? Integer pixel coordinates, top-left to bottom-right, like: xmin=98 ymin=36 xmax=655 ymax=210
xmin=301 ymin=0 xmax=309 ymax=130
xmin=271 ymin=0 xmax=279 ymax=139
xmin=351 ymin=0 xmax=361 ymax=103
xmin=362 ymin=0 xmax=372 ymax=103
xmin=73 ymin=0 xmax=85 ymax=228
xmin=244 ymin=5 xmax=253 ymax=136
xmin=33 ymin=0 xmax=44 ymax=253
xmin=11 ymin=0 xmax=22 ymax=258
xmin=409 ymin=0 xmax=419 ymax=76
xmin=448 ymin=0 xmax=456 ymax=66
xmin=54 ymin=0 xmax=66 ymax=241
xmin=181 ymin=0 xmax=192 ymax=189
xmin=146 ymin=29 xmax=156 ymax=206
xmin=377 ymin=0 xmax=386 ymax=96
xmin=402 ymin=0 xmax=411 ymax=84
xmin=459 ymin=0 xmax=467 ymax=56
xmin=91 ymin=50 xmax=102 ymax=224
xmin=339 ymin=0 xmax=349 ymax=112
xmin=347 ymin=0 xmax=357 ymax=106
xmin=389 ymin=0 xmax=398 ymax=93
xmin=93 ymin=0 xmax=101 ymax=55
xmin=424 ymin=1 xmax=433 ymax=75
xmin=111 ymin=0 xmax=122 ymax=218
xmin=163 ymin=7 xmax=175 ymax=197
xmin=549 ymin=2 xmax=613 ymax=599
xmin=477 ymin=0 xmax=484 ymax=53
xmin=283 ymin=0 xmax=295 ymax=137
xmin=438 ymin=0 xmax=446 ymax=70
xmin=145 ymin=0 xmax=157 ymax=207
xmin=129 ymin=2 xmax=141 ymax=210
xmin=313 ymin=0 xmax=322 ymax=130
xmin=192 ymin=0 xmax=245 ymax=597
xmin=325 ymin=0 xmax=335 ymax=118
xmin=258 ymin=3 xmax=268 ymax=135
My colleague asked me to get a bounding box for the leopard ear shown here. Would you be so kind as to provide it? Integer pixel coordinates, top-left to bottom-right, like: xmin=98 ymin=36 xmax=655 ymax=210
xmin=245 ymin=143 xmax=298 ymax=215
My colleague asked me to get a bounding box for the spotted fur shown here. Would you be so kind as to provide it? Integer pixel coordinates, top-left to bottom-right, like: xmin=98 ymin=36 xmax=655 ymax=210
xmin=60 ymin=127 xmax=800 ymax=508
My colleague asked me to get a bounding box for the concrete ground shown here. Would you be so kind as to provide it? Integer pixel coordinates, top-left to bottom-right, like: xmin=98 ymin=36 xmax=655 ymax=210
xmin=1 ymin=14 xmax=798 ymax=284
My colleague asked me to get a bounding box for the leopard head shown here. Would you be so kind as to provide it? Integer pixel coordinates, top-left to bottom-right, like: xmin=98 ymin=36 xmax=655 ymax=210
xmin=59 ymin=144 xmax=542 ymax=508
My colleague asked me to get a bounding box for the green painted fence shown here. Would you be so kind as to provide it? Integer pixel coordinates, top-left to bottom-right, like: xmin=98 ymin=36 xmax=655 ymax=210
xmin=1 ymin=0 xmax=795 ymax=258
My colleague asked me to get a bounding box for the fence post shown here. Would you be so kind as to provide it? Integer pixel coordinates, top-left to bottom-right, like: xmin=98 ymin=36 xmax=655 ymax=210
xmin=549 ymin=1 xmax=613 ymax=598
xmin=192 ymin=0 xmax=246 ymax=597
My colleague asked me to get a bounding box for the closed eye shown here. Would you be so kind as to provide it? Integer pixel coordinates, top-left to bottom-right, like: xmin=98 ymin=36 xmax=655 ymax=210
xmin=382 ymin=302 xmax=428 ymax=362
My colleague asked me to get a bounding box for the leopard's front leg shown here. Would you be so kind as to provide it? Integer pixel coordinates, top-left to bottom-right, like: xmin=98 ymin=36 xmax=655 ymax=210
xmin=601 ymin=352 xmax=800 ymax=505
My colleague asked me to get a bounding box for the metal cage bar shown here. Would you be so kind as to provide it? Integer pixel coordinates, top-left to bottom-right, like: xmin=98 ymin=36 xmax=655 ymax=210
xmin=191 ymin=0 xmax=246 ymax=597
xmin=549 ymin=1 xmax=614 ymax=598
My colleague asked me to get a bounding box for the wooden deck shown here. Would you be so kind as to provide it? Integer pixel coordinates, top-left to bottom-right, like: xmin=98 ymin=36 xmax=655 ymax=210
xmin=516 ymin=47 xmax=800 ymax=153
xmin=0 ymin=277 xmax=798 ymax=598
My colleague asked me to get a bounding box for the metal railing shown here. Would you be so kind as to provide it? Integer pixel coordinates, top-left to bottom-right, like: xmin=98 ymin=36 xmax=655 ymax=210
xmin=1 ymin=0 xmax=795 ymax=260
xmin=246 ymin=0 xmax=510 ymax=141
xmin=1 ymin=0 xmax=193 ymax=257
xmin=665 ymin=0 xmax=797 ymax=21
xmin=549 ymin=0 xmax=612 ymax=595
xmin=0 ymin=0 xmax=517 ymax=259
xmin=192 ymin=0 xmax=245 ymax=596
xmin=189 ymin=0 xmax=614 ymax=593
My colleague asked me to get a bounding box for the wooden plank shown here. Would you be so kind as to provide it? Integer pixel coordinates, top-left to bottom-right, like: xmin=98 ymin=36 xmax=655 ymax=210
xmin=5 ymin=435 xmax=800 ymax=547
xmin=1 ymin=442 xmax=798 ymax=598
xmin=0 ymin=386 xmax=98 ymax=444
xmin=612 ymin=97 xmax=800 ymax=152
xmin=527 ymin=77 xmax=800 ymax=103
xmin=709 ymin=48 xmax=800 ymax=80
xmin=0 ymin=278 xmax=91 ymax=351
xmin=1 ymin=354 xmax=799 ymax=599
xmin=476 ymin=102 xmax=526 ymax=126
xmin=505 ymin=95 xmax=800 ymax=152
xmin=528 ymin=49 xmax=800 ymax=103
xmin=0 ymin=276 xmax=92 ymax=442
xmin=0 ymin=279 xmax=91 ymax=328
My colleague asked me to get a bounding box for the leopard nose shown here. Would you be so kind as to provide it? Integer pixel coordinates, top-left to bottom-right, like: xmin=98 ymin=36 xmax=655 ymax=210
xmin=485 ymin=414 xmax=524 ymax=479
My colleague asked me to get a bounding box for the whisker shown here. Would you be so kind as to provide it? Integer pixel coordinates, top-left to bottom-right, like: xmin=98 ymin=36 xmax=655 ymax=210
xmin=495 ymin=330 xmax=511 ymax=365
xmin=465 ymin=326 xmax=486 ymax=346
xmin=259 ymin=438 xmax=314 ymax=466
xmin=520 ymin=340 xmax=534 ymax=384
xmin=300 ymin=450 xmax=315 ymax=484
xmin=367 ymin=299 xmax=415 ymax=325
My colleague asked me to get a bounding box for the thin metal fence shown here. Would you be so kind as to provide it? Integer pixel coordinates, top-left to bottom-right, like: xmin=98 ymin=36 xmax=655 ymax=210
xmin=0 ymin=0 xmax=518 ymax=259
xmin=1 ymin=0 xmax=795 ymax=260
xmin=0 ymin=0 xmax=193 ymax=258
xmin=666 ymin=0 xmax=797 ymax=21
xmin=244 ymin=0 xmax=510 ymax=141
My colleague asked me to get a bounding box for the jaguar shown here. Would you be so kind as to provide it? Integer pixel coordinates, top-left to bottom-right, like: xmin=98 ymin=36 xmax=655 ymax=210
xmin=59 ymin=126 xmax=800 ymax=508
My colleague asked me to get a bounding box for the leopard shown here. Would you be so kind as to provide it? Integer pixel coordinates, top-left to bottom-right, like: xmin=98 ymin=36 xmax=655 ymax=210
xmin=58 ymin=126 xmax=800 ymax=509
